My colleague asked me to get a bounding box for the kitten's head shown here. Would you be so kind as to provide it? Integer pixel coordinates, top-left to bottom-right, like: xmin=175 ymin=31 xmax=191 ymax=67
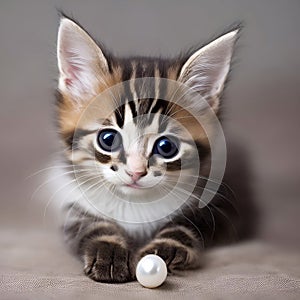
xmin=56 ymin=18 xmax=238 ymax=206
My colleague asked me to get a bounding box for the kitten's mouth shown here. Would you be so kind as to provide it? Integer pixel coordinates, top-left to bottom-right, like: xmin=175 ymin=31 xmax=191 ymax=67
xmin=125 ymin=182 xmax=142 ymax=189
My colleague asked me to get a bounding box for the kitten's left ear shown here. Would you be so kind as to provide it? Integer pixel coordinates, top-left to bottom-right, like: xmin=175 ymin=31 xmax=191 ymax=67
xmin=178 ymin=29 xmax=239 ymax=112
xmin=57 ymin=18 xmax=109 ymax=101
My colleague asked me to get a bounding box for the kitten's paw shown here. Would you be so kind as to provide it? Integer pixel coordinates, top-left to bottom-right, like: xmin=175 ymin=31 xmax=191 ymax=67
xmin=83 ymin=239 xmax=134 ymax=283
xmin=138 ymin=240 xmax=190 ymax=273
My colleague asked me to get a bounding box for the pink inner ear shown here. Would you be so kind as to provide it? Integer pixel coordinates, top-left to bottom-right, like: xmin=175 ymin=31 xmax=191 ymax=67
xmin=64 ymin=64 xmax=82 ymax=88
xmin=64 ymin=77 xmax=73 ymax=87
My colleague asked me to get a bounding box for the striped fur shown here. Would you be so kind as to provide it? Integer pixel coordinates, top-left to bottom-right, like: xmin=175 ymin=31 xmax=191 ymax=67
xmin=53 ymin=17 xmax=255 ymax=283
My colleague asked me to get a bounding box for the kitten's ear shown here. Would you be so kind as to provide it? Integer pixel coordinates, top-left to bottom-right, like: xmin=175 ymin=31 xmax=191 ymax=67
xmin=178 ymin=29 xmax=239 ymax=112
xmin=57 ymin=18 xmax=109 ymax=101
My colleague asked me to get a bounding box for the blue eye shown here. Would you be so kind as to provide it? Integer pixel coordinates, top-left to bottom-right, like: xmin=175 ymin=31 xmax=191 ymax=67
xmin=153 ymin=136 xmax=179 ymax=159
xmin=97 ymin=129 xmax=122 ymax=152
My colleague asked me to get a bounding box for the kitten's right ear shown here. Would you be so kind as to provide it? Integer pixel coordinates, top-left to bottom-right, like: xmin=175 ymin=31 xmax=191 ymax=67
xmin=178 ymin=29 xmax=239 ymax=112
xmin=57 ymin=18 xmax=109 ymax=101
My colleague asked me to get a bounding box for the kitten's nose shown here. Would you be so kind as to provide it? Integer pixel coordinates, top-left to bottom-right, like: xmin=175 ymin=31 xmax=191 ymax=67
xmin=126 ymin=170 xmax=147 ymax=182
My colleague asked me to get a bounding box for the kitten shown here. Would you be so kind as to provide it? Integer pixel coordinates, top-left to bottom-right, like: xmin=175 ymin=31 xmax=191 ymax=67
xmin=54 ymin=17 xmax=254 ymax=283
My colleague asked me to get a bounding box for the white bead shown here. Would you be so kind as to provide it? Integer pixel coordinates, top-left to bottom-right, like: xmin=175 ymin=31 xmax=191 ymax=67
xmin=136 ymin=254 xmax=168 ymax=288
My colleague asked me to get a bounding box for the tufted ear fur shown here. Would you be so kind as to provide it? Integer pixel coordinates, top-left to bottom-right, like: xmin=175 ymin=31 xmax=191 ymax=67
xmin=57 ymin=18 xmax=109 ymax=101
xmin=178 ymin=29 xmax=239 ymax=112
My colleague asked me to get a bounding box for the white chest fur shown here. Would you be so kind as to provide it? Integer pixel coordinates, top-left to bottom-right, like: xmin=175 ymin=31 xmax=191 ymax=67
xmin=50 ymin=167 xmax=175 ymax=240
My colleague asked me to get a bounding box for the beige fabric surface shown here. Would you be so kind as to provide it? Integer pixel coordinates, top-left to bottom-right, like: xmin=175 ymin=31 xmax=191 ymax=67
xmin=1 ymin=1 xmax=300 ymax=299
xmin=1 ymin=228 xmax=299 ymax=300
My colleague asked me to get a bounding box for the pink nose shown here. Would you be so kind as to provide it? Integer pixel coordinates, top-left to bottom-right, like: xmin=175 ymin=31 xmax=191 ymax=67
xmin=126 ymin=170 xmax=147 ymax=182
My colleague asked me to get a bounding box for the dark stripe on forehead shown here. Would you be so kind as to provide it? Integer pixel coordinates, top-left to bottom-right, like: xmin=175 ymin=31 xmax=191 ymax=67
xmin=128 ymin=94 xmax=137 ymax=121
xmin=114 ymin=60 xmax=135 ymax=128
xmin=139 ymin=64 xmax=156 ymax=116
xmin=134 ymin=61 xmax=155 ymax=117
xmin=150 ymin=98 xmax=169 ymax=114
xmin=157 ymin=59 xmax=169 ymax=78
xmin=138 ymin=98 xmax=153 ymax=116
xmin=134 ymin=60 xmax=144 ymax=89
xmin=115 ymin=103 xmax=125 ymax=128
xmin=132 ymin=62 xmax=142 ymax=121
xmin=134 ymin=60 xmax=156 ymax=117
xmin=158 ymin=114 xmax=168 ymax=133
xmin=95 ymin=151 xmax=111 ymax=164
xmin=135 ymin=60 xmax=155 ymax=93
xmin=121 ymin=59 xmax=133 ymax=81
xmin=116 ymin=58 xmax=173 ymax=128
xmin=147 ymin=64 xmax=170 ymax=126
xmin=148 ymin=99 xmax=169 ymax=128
xmin=123 ymin=62 xmax=137 ymax=122
xmin=148 ymin=100 xmax=163 ymax=127
xmin=157 ymin=61 xmax=168 ymax=100
xmin=134 ymin=58 xmax=155 ymax=78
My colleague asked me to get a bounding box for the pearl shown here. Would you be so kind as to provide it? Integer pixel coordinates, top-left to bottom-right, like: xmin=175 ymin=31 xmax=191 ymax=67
xmin=136 ymin=254 xmax=167 ymax=288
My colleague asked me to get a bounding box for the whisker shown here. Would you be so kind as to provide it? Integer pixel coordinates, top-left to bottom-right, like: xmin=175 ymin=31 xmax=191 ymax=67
xmin=164 ymin=178 xmax=236 ymax=210
xmin=165 ymin=180 xmax=239 ymax=241
xmin=30 ymin=169 xmax=92 ymax=205
xmin=64 ymin=177 xmax=110 ymax=228
xmin=179 ymin=206 xmax=205 ymax=248
xmin=172 ymin=173 xmax=238 ymax=198
xmin=164 ymin=181 xmax=216 ymax=240
xmin=167 ymin=173 xmax=238 ymax=209
xmin=61 ymin=176 xmax=109 ymax=230
xmin=26 ymin=164 xmax=78 ymax=180
xmin=160 ymin=182 xmax=205 ymax=247
xmin=43 ymin=172 xmax=97 ymax=219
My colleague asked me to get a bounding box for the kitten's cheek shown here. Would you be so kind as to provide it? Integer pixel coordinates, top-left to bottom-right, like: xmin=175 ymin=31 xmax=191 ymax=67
xmin=105 ymin=171 xmax=131 ymax=186
xmin=141 ymin=177 xmax=164 ymax=189
xmin=102 ymin=173 xmax=120 ymax=185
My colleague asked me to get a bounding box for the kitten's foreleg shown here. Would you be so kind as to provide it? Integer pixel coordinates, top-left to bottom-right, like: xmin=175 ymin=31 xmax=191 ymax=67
xmin=65 ymin=220 xmax=135 ymax=283
xmin=137 ymin=225 xmax=203 ymax=273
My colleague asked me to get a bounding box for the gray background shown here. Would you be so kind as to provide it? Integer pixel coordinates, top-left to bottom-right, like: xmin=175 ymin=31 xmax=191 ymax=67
xmin=0 ymin=0 xmax=299 ymax=249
